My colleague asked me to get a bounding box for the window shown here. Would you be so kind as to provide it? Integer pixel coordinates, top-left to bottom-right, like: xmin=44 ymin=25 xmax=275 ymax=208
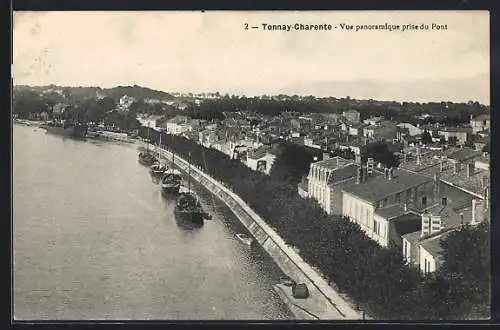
xmin=442 ymin=197 xmax=447 ymax=206
xmin=374 ymin=220 xmax=380 ymax=235
xmin=403 ymin=241 xmax=407 ymax=258
xmin=396 ymin=193 xmax=401 ymax=203
xmin=422 ymin=196 xmax=427 ymax=208
xmin=424 ymin=258 xmax=428 ymax=273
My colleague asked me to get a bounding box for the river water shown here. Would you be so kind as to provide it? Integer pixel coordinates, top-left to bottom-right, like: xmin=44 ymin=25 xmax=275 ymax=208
xmin=13 ymin=124 xmax=292 ymax=320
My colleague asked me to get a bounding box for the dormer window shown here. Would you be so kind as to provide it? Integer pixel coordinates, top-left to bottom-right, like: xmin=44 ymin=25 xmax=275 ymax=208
xmin=441 ymin=197 xmax=447 ymax=206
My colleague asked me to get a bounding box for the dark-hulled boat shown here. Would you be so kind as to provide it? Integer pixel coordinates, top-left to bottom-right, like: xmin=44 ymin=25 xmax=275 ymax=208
xmin=173 ymin=151 xmax=211 ymax=225
xmin=138 ymin=125 xmax=157 ymax=166
xmin=150 ymin=162 xmax=168 ymax=176
xmin=41 ymin=121 xmax=88 ymax=139
xmin=174 ymin=192 xmax=204 ymax=225
xmin=138 ymin=151 xmax=157 ymax=166
xmin=161 ymin=169 xmax=182 ymax=195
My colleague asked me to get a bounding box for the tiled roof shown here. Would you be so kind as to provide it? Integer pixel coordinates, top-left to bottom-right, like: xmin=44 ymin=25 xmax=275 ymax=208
xmin=420 ymin=231 xmax=453 ymax=259
xmin=327 ymin=164 xmax=358 ymax=185
xmin=402 ymin=230 xmax=421 ymax=244
xmin=439 ymin=127 xmax=471 ymax=133
xmin=447 ymin=148 xmax=481 ymax=162
xmin=247 ymin=145 xmax=271 ymax=159
xmin=342 ymin=169 xmax=433 ymax=204
xmin=313 ymin=156 xmax=353 ymax=170
xmin=472 ymin=114 xmax=490 ymax=121
xmin=375 ymin=204 xmax=407 ymax=219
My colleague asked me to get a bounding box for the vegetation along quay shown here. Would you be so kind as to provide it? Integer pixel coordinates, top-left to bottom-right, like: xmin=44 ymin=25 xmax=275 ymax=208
xmin=144 ymin=141 xmax=363 ymax=320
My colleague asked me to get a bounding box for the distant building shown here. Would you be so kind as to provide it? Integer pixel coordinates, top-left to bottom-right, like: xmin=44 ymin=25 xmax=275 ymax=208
xmin=342 ymin=109 xmax=360 ymax=124
xmin=363 ymin=122 xmax=398 ymax=141
xmin=446 ymin=147 xmax=482 ymax=175
xmin=363 ymin=116 xmax=384 ymax=126
xmin=136 ymin=115 xmax=161 ymax=130
xmin=470 ymin=114 xmax=490 ymax=134
xmin=397 ymin=123 xmax=423 ymax=137
xmin=246 ymin=145 xmax=279 ymax=175
xmin=118 ymin=95 xmax=136 ymax=112
xmin=438 ymin=127 xmax=471 ymax=145
xmin=163 ymin=115 xmax=190 ymax=135
xmin=198 ymin=129 xmax=219 ymax=148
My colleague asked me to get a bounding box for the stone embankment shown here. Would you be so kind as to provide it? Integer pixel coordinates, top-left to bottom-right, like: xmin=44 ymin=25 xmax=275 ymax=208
xmin=150 ymin=144 xmax=366 ymax=320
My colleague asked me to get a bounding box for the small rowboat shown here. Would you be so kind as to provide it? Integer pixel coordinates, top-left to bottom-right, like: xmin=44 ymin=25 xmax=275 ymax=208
xmin=236 ymin=233 xmax=253 ymax=246
xmin=280 ymin=276 xmax=294 ymax=287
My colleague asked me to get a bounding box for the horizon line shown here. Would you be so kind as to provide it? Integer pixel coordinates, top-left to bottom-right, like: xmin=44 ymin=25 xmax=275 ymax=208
xmin=13 ymin=83 xmax=490 ymax=107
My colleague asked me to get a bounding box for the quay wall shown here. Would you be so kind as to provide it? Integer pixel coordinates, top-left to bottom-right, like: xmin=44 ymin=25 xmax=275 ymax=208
xmin=151 ymin=145 xmax=364 ymax=320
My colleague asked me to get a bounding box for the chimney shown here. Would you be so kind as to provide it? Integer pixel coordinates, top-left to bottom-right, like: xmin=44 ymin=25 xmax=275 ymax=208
xmin=355 ymin=154 xmax=361 ymax=164
xmin=384 ymin=168 xmax=389 ymax=179
xmin=471 ymin=199 xmax=477 ymax=224
xmin=323 ymin=152 xmax=330 ymax=161
xmin=363 ymin=166 xmax=368 ymax=182
xmin=481 ymin=175 xmax=488 ymax=189
xmin=421 ymin=213 xmax=430 ymax=237
xmin=467 ymin=162 xmax=475 ymax=177
xmin=388 ymin=168 xmax=393 ymax=180
xmin=439 ymin=156 xmax=445 ymax=172
xmin=434 ymin=172 xmax=440 ymax=203
xmin=367 ymin=158 xmax=374 ymax=175
xmin=356 ymin=166 xmax=362 ymax=184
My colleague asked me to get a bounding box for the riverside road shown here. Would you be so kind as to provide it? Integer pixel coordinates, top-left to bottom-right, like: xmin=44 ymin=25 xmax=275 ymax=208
xmin=13 ymin=124 xmax=292 ymax=320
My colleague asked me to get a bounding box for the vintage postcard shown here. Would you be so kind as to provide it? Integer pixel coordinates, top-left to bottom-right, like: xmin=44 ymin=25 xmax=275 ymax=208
xmin=12 ymin=11 xmax=490 ymax=321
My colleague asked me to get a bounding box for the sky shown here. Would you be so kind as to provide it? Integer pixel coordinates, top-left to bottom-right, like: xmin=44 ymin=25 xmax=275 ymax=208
xmin=13 ymin=11 xmax=490 ymax=104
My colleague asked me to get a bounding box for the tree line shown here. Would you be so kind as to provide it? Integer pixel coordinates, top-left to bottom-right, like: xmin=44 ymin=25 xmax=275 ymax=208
xmin=141 ymin=127 xmax=490 ymax=320
xmin=13 ymin=90 xmax=141 ymax=131
xmin=185 ymin=97 xmax=489 ymax=127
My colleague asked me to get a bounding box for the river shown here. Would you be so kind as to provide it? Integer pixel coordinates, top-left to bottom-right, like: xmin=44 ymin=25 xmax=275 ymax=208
xmin=13 ymin=124 xmax=292 ymax=320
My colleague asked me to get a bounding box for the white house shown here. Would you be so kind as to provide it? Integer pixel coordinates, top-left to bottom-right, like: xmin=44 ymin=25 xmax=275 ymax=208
xmin=438 ymin=127 xmax=471 ymax=145
xmin=342 ymin=168 xmax=436 ymax=247
xmin=307 ymin=156 xmax=357 ymax=214
xmin=397 ymin=123 xmax=423 ymax=137
xmin=402 ymin=197 xmax=487 ymax=273
xmin=246 ymin=145 xmax=279 ymax=175
xmin=164 ymin=115 xmax=190 ymax=135
xmin=470 ymin=114 xmax=490 ymax=134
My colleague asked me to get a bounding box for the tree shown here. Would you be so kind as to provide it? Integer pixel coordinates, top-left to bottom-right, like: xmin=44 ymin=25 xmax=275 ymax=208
xmin=438 ymin=223 xmax=490 ymax=318
xmin=421 ymin=130 xmax=433 ymax=144
xmin=361 ymin=141 xmax=400 ymax=168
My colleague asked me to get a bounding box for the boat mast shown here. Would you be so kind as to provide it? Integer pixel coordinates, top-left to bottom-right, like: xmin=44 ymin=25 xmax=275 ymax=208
xmin=188 ymin=151 xmax=191 ymax=193
xmin=172 ymin=138 xmax=175 ymax=167
xmin=158 ymin=134 xmax=162 ymax=162
xmin=146 ymin=122 xmax=150 ymax=152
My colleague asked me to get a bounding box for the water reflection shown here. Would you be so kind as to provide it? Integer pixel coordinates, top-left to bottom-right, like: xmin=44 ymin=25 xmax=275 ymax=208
xmin=174 ymin=216 xmax=204 ymax=231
